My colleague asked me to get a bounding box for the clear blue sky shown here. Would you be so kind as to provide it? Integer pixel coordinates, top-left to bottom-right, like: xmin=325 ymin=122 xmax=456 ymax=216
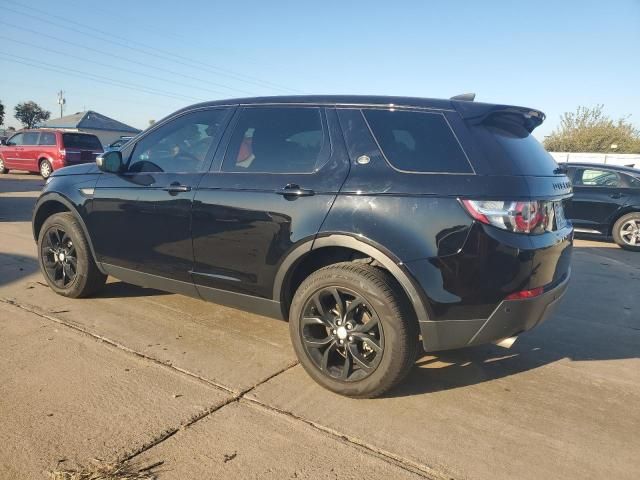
xmin=1 ymin=0 xmax=638 ymax=139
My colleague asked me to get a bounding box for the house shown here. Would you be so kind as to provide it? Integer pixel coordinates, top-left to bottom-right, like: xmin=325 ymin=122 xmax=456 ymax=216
xmin=39 ymin=110 xmax=141 ymax=147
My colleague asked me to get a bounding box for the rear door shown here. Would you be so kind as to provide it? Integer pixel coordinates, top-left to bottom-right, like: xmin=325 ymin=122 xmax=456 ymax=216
xmin=567 ymin=167 xmax=626 ymax=232
xmin=22 ymin=131 xmax=41 ymax=171
xmin=191 ymin=105 xmax=349 ymax=300
xmin=61 ymin=133 xmax=104 ymax=165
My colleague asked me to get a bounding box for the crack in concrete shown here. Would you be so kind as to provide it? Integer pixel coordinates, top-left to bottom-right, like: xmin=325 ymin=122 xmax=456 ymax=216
xmin=2 ymin=297 xmax=453 ymax=480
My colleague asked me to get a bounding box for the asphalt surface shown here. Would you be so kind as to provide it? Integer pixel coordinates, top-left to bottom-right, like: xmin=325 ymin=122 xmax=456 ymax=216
xmin=1 ymin=172 xmax=639 ymax=479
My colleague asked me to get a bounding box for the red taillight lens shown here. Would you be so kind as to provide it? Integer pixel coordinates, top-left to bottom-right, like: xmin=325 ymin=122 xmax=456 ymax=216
xmin=59 ymin=149 xmax=66 ymax=160
xmin=460 ymin=199 xmax=553 ymax=234
xmin=505 ymin=287 xmax=544 ymax=300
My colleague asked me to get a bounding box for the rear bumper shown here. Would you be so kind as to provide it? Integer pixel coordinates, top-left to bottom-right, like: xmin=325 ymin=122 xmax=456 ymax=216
xmin=419 ymin=270 xmax=570 ymax=352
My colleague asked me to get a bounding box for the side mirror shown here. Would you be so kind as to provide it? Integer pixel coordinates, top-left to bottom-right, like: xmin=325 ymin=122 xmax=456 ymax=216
xmin=96 ymin=150 xmax=123 ymax=173
xmin=0 ymin=139 xmax=6 ymax=146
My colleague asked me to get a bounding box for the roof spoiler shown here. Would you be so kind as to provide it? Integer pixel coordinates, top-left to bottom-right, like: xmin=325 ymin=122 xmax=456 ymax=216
xmin=452 ymin=101 xmax=546 ymax=133
xmin=450 ymin=93 xmax=476 ymax=102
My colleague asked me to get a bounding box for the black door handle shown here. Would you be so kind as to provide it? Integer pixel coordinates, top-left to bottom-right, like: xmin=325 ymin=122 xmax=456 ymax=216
xmin=276 ymin=184 xmax=315 ymax=198
xmin=609 ymin=193 xmax=625 ymax=199
xmin=163 ymin=182 xmax=191 ymax=194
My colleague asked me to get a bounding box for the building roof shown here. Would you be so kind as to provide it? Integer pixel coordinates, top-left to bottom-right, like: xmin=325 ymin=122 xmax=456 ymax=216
xmin=40 ymin=110 xmax=140 ymax=134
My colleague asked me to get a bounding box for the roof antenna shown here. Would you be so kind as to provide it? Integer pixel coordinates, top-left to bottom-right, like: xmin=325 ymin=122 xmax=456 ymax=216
xmin=450 ymin=93 xmax=476 ymax=102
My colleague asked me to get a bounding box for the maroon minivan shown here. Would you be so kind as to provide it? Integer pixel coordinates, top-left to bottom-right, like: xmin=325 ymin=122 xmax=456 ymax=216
xmin=0 ymin=129 xmax=103 ymax=179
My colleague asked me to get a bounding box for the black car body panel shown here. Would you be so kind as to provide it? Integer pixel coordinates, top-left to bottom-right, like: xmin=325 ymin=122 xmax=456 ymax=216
xmin=34 ymin=95 xmax=574 ymax=352
xmin=564 ymin=162 xmax=640 ymax=235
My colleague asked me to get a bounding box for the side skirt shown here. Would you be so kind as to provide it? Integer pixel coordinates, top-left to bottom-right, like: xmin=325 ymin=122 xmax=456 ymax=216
xmin=101 ymin=263 xmax=284 ymax=320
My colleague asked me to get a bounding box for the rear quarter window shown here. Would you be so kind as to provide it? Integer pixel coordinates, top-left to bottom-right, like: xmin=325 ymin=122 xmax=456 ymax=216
xmin=62 ymin=133 xmax=103 ymax=150
xmin=363 ymin=109 xmax=472 ymax=173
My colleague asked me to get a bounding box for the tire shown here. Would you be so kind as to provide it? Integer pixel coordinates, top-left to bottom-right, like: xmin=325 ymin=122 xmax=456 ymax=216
xmin=289 ymin=262 xmax=418 ymax=398
xmin=38 ymin=212 xmax=107 ymax=298
xmin=612 ymin=212 xmax=640 ymax=251
xmin=39 ymin=159 xmax=53 ymax=179
xmin=0 ymin=156 xmax=8 ymax=174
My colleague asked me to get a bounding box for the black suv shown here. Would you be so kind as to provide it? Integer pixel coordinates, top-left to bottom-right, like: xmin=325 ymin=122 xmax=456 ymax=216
xmin=564 ymin=162 xmax=640 ymax=250
xmin=32 ymin=95 xmax=573 ymax=397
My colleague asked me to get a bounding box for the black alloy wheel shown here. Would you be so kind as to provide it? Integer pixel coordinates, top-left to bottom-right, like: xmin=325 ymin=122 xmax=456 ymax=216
xmin=41 ymin=225 xmax=78 ymax=288
xmin=300 ymin=286 xmax=385 ymax=382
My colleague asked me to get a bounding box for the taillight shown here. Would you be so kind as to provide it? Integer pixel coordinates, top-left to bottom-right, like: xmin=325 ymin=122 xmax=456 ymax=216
xmin=460 ymin=199 xmax=551 ymax=234
xmin=59 ymin=149 xmax=66 ymax=160
xmin=505 ymin=287 xmax=544 ymax=300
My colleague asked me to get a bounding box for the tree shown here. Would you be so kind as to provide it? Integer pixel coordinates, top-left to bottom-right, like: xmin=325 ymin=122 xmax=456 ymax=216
xmin=544 ymin=105 xmax=640 ymax=153
xmin=14 ymin=101 xmax=51 ymax=129
xmin=0 ymin=100 xmax=4 ymax=126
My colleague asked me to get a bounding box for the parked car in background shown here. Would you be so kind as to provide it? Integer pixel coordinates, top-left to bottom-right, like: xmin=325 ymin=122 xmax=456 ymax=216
xmin=32 ymin=95 xmax=573 ymax=397
xmin=105 ymin=136 xmax=134 ymax=151
xmin=565 ymin=162 xmax=640 ymax=250
xmin=0 ymin=129 xmax=103 ymax=179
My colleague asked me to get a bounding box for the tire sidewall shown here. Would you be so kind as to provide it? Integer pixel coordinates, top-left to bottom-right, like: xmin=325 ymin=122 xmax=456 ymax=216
xmin=289 ymin=266 xmax=410 ymax=397
xmin=40 ymin=160 xmax=52 ymax=179
xmin=38 ymin=214 xmax=90 ymax=297
xmin=613 ymin=213 xmax=640 ymax=251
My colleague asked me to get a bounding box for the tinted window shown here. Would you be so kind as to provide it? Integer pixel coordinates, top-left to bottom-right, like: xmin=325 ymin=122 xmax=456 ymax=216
xmin=363 ymin=109 xmax=471 ymax=173
xmin=575 ymin=168 xmax=621 ymax=187
xmin=129 ymin=108 xmax=229 ymax=173
xmin=222 ymin=107 xmax=325 ymax=173
xmin=8 ymin=133 xmax=24 ymax=145
xmin=23 ymin=132 xmax=40 ymax=145
xmin=62 ymin=133 xmax=103 ymax=150
xmin=39 ymin=132 xmax=56 ymax=145
xmin=469 ymin=114 xmax=559 ymax=176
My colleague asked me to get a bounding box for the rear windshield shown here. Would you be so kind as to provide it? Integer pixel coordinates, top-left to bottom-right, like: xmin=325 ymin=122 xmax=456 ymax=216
xmin=469 ymin=114 xmax=559 ymax=176
xmin=363 ymin=109 xmax=472 ymax=174
xmin=62 ymin=133 xmax=102 ymax=150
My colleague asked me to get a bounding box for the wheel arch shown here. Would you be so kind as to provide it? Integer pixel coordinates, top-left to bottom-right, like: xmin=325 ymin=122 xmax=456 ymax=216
xmin=274 ymin=234 xmax=429 ymax=323
xmin=32 ymin=193 xmax=105 ymax=274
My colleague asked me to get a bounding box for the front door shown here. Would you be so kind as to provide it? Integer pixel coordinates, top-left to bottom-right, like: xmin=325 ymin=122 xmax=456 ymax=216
xmin=191 ymin=106 xmax=350 ymax=301
xmin=88 ymin=107 xmax=232 ymax=289
xmin=567 ymin=167 xmax=626 ymax=232
xmin=2 ymin=133 xmax=23 ymax=169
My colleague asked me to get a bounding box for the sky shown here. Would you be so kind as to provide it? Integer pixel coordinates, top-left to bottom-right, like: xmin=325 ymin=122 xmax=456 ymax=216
xmin=0 ymin=0 xmax=639 ymax=139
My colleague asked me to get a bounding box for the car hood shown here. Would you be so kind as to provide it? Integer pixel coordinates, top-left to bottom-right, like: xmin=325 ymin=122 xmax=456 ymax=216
xmin=51 ymin=163 xmax=100 ymax=177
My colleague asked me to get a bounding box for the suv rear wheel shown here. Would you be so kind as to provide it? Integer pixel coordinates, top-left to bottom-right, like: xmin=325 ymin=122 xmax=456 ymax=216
xmin=289 ymin=262 xmax=418 ymax=398
xmin=613 ymin=212 xmax=640 ymax=251
xmin=38 ymin=212 xmax=107 ymax=297
xmin=39 ymin=159 xmax=52 ymax=179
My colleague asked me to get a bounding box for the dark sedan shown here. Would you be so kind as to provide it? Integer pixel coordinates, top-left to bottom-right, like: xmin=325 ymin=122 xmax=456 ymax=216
xmin=565 ymin=162 xmax=640 ymax=250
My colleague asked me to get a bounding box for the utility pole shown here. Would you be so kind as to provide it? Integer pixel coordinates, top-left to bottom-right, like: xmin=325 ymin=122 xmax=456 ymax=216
xmin=57 ymin=90 xmax=66 ymax=118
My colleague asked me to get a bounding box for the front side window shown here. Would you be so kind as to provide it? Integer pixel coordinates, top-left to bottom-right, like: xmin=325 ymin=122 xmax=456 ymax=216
xmin=222 ymin=107 xmax=325 ymax=173
xmin=363 ymin=109 xmax=472 ymax=173
xmin=128 ymin=108 xmax=229 ymax=173
xmin=576 ymin=168 xmax=621 ymax=187
xmin=39 ymin=132 xmax=57 ymax=145
xmin=23 ymin=132 xmax=40 ymax=145
xmin=8 ymin=133 xmax=24 ymax=146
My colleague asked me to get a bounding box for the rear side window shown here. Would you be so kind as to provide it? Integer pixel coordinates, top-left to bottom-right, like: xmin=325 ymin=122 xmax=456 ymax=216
xmin=23 ymin=132 xmax=40 ymax=145
xmin=469 ymin=114 xmax=559 ymax=176
xmin=362 ymin=109 xmax=471 ymax=173
xmin=39 ymin=132 xmax=56 ymax=145
xmin=574 ymin=168 xmax=621 ymax=187
xmin=62 ymin=133 xmax=103 ymax=150
xmin=222 ymin=107 xmax=326 ymax=173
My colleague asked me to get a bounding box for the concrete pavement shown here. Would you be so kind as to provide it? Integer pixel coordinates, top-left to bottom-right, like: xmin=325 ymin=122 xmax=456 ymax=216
xmin=1 ymin=172 xmax=639 ymax=479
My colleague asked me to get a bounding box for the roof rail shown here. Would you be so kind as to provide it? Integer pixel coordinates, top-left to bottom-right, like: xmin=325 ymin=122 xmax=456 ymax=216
xmin=450 ymin=93 xmax=476 ymax=102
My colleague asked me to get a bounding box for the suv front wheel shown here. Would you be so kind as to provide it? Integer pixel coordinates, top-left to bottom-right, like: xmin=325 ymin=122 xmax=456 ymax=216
xmin=289 ymin=262 xmax=418 ymax=398
xmin=38 ymin=212 xmax=107 ymax=297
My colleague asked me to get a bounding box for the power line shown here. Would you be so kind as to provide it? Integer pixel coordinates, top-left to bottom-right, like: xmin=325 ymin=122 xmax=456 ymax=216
xmin=1 ymin=0 xmax=301 ymax=94
xmin=0 ymin=35 xmax=233 ymax=98
xmin=0 ymin=52 xmax=205 ymax=103
xmin=0 ymin=22 xmax=255 ymax=97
